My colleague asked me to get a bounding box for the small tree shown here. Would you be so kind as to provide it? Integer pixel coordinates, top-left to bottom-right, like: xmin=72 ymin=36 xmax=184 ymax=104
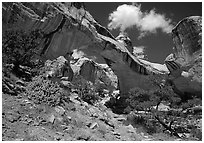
xmin=124 ymin=73 xmax=183 ymax=138
xmin=2 ymin=29 xmax=43 ymax=73
xmin=72 ymin=76 xmax=100 ymax=105
xmin=125 ymin=85 xmax=182 ymax=137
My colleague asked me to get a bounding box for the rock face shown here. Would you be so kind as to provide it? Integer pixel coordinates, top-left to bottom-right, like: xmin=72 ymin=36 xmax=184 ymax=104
xmin=45 ymin=56 xmax=74 ymax=81
xmin=172 ymin=16 xmax=202 ymax=66
xmin=100 ymin=34 xmax=169 ymax=95
xmin=116 ymin=32 xmax=133 ymax=54
xmin=3 ymin=2 xmax=104 ymax=62
xmin=70 ymin=57 xmax=118 ymax=91
xmin=3 ymin=2 xmax=169 ymax=95
xmin=165 ymin=16 xmax=202 ymax=99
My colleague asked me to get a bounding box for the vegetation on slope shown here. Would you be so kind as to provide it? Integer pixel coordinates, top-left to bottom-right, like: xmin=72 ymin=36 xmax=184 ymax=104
xmin=2 ymin=27 xmax=202 ymax=141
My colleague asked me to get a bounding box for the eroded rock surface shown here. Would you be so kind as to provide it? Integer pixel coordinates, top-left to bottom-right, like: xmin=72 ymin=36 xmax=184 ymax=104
xmin=116 ymin=32 xmax=133 ymax=54
xmin=45 ymin=56 xmax=74 ymax=81
xmin=71 ymin=57 xmax=118 ymax=91
xmin=2 ymin=2 xmax=168 ymax=95
xmin=165 ymin=16 xmax=202 ymax=99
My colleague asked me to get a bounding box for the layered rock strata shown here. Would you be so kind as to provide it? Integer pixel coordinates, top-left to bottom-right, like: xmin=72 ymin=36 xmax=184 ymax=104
xmin=71 ymin=57 xmax=118 ymax=91
xmin=2 ymin=2 xmax=169 ymax=95
xmin=165 ymin=16 xmax=202 ymax=99
xmin=45 ymin=56 xmax=74 ymax=81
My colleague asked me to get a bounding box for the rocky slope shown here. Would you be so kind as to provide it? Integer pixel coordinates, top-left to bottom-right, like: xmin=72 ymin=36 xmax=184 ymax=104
xmin=3 ymin=91 xmax=181 ymax=141
xmin=44 ymin=55 xmax=118 ymax=91
xmin=2 ymin=2 xmax=202 ymax=141
xmin=2 ymin=2 xmax=169 ymax=96
xmin=165 ymin=16 xmax=202 ymax=99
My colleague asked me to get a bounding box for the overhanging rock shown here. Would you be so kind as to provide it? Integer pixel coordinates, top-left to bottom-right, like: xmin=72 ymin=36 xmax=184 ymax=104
xmin=3 ymin=2 xmax=169 ymax=95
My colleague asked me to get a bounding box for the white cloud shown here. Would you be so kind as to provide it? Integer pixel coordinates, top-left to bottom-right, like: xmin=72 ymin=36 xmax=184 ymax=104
xmin=108 ymin=4 xmax=142 ymax=32
xmin=141 ymin=10 xmax=173 ymax=33
xmin=108 ymin=4 xmax=174 ymax=38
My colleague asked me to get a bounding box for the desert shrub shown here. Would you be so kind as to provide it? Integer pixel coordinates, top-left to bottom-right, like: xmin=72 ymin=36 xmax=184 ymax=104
xmin=144 ymin=118 xmax=161 ymax=134
xmin=95 ymin=84 xmax=107 ymax=98
xmin=124 ymin=86 xmax=177 ymax=135
xmin=72 ymin=76 xmax=100 ymax=105
xmin=131 ymin=114 xmax=146 ymax=125
xmin=24 ymin=75 xmax=70 ymax=107
xmin=127 ymin=113 xmax=163 ymax=135
xmin=124 ymin=84 xmax=202 ymax=140
xmin=180 ymin=98 xmax=202 ymax=111
xmin=125 ymin=85 xmax=180 ymax=112
xmin=125 ymin=88 xmax=154 ymax=111
xmin=2 ymin=29 xmax=43 ymax=78
xmin=79 ymin=86 xmax=99 ymax=105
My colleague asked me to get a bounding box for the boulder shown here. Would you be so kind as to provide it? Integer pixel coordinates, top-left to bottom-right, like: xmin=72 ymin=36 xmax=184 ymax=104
xmin=165 ymin=16 xmax=202 ymax=99
xmin=2 ymin=69 xmax=26 ymax=95
xmin=45 ymin=56 xmax=74 ymax=81
xmin=71 ymin=57 xmax=118 ymax=91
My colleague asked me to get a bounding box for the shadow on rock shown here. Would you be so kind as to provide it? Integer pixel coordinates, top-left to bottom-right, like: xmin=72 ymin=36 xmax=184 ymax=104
xmin=104 ymin=96 xmax=128 ymax=114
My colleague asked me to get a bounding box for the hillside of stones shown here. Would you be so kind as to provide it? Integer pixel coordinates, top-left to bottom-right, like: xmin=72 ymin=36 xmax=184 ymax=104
xmin=2 ymin=2 xmax=202 ymax=141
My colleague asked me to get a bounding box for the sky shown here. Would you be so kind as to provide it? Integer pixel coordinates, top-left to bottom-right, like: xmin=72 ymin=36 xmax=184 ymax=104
xmin=85 ymin=2 xmax=202 ymax=64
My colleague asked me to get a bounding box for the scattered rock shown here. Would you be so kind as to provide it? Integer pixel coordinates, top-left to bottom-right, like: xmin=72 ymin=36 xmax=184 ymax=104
xmin=61 ymin=77 xmax=69 ymax=81
xmin=23 ymin=99 xmax=32 ymax=104
xmin=153 ymin=103 xmax=170 ymax=111
xmin=15 ymin=138 xmax=24 ymax=141
xmin=126 ymin=125 xmax=136 ymax=134
xmin=75 ymin=129 xmax=92 ymax=141
xmin=88 ymin=107 xmax=99 ymax=118
xmin=15 ymin=80 xmax=25 ymax=86
xmin=60 ymin=80 xmax=72 ymax=88
xmin=113 ymin=131 xmax=121 ymax=138
xmin=97 ymin=122 xmax=107 ymax=135
xmin=116 ymin=117 xmax=126 ymax=122
xmin=45 ymin=56 xmax=74 ymax=81
xmin=113 ymin=132 xmax=120 ymax=136
xmin=56 ymin=116 xmax=64 ymax=123
xmin=54 ymin=135 xmax=62 ymax=141
xmin=6 ymin=111 xmax=21 ymax=123
xmin=55 ymin=106 xmax=65 ymax=116
xmin=48 ymin=114 xmax=55 ymax=124
xmin=99 ymin=118 xmax=115 ymax=129
xmin=142 ymin=138 xmax=152 ymax=141
xmin=112 ymin=90 xmax=120 ymax=98
xmin=89 ymin=122 xmax=99 ymax=129
xmin=67 ymin=116 xmax=72 ymax=121
xmin=2 ymin=2 xmax=202 ymax=141
xmin=72 ymin=117 xmax=84 ymax=128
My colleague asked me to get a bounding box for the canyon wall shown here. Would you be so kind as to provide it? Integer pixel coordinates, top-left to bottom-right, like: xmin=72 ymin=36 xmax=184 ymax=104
xmin=165 ymin=16 xmax=202 ymax=99
xmin=4 ymin=3 xmax=201 ymax=98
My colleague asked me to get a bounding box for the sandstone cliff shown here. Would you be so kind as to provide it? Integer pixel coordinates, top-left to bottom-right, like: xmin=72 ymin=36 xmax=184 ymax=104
xmin=3 ymin=2 xmax=168 ymax=95
xmin=165 ymin=16 xmax=202 ymax=99
xmin=71 ymin=57 xmax=118 ymax=91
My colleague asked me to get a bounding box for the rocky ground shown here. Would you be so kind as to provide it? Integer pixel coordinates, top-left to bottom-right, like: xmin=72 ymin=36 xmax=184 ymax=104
xmin=3 ymin=82 xmax=201 ymax=141
xmin=2 ymin=2 xmax=202 ymax=141
xmin=2 ymin=92 xmax=151 ymax=141
xmin=2 ymin=86 xmax=179 ymax=141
